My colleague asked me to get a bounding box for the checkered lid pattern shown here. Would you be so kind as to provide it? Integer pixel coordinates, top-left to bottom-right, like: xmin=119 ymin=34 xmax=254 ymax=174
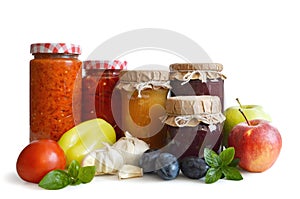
xmin=83 ymin=60 xmax=127 ymax=70
xmin=30 ymin=43 xmax=82 ymax=54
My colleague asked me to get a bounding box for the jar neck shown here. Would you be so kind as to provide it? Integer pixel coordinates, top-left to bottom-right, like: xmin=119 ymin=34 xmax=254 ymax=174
xmin=32 ymin=53 xmax=79 ymax=59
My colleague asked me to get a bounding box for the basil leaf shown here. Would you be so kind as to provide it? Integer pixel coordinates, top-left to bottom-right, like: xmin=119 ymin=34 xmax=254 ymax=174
xmin=219 ymin=147 xmax=235 ymax=166
xmin=205 ymin=167 xmax=222 ymax=184
xmin=204 ymin=148 xmax=221 ymax=167
xmin=70 ymin=178 xmax=82 ymax=186
xmin=68 ymin=160 xmax=80 ymax=179
xmin=228 ymin=158 xmax=240 ymax=167
xmin=222 ymin=166 xmax=243 ymax=181
xmin=78 ymin=166 xmax=96 ymax=183
xmin=39 ymin=170 xmax=71 ymax=190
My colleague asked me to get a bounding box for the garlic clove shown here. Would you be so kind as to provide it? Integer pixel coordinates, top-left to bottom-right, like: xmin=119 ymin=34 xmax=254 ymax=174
xmin=113 ymin=131 xmax=149 ymax=166
xmin=118 ymin=164 xmax=143 ymax=180
xmin=82 ymin=143 xmax=124 ymax=176
xmin=82 ymin=149 xmax=103 ymax=176
xmin=82 ymin=150 xmax=97 ymax=167
xmin=114 ymin=137 xmax=135 ymax=154
xmin=124 ymin=131 xmax=133 ymax=138
xmin=96 ymin=147 xmax=124 ymax=175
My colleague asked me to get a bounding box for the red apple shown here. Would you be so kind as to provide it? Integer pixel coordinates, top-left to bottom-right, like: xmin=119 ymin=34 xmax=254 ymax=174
xmin=228 ymin=119 xmax=282 ymax=172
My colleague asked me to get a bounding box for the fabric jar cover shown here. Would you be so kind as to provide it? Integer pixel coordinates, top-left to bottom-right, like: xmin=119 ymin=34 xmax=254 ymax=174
xmin=115 ymin=70 xmax=171 ymax=98
xmin=169 ymin=63 xmax=226 ymax=84
xmin=83 ymin=60 xmax=127 ymax=70
xmin=164 ymin=95 xmax=226 ymax=127
xmin=30 ymin=43 xmax=81 ymax=55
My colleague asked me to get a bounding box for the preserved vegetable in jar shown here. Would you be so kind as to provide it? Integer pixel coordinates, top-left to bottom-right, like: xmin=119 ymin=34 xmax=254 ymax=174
xmin=30 ymin=43 xmax=82 ymax=141
xmin=169 ymin=63 xmax=226 ymax=110
xmin=81 ymin=60 xmax=127 ymax=140
xmin=115 ymin=70 xmax=171 ymax=149
xmin=163 ymin=96 xmax=226 ymax=160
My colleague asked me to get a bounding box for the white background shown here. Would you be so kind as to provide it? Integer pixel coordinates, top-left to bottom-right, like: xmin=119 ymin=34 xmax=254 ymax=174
xmin=0 ymin=0 xmax=299 ymax=198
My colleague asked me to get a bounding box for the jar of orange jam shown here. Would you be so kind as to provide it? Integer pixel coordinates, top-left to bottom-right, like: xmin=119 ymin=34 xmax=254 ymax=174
xmin=115 ymin=70 xmax=171 ymax=149
xmin=30 ymin=43 xmax=82 ymax=142
xmin=81 ymin=60 xmax=127 ymax=140
xmin=164 ymin=96 xmax=226 ymax=160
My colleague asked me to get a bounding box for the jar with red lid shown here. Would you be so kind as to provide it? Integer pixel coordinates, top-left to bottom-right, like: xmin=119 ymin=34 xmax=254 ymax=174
xmin=81 ymin=60 xmax=127 ymax=140
xmin=163 ymin=95 xmax=226 ymax=160
xmin=30 ymin=43 xmax=82 ymax=142
xmin=169 ymin=63 xmax=226 ymax=110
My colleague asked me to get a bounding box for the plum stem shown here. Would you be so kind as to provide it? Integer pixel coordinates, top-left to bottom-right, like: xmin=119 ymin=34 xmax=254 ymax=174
xmin=239 ymin=108 xmax=251 ymax=126
xmin=236 ymin=98 xmax=243 ymax=108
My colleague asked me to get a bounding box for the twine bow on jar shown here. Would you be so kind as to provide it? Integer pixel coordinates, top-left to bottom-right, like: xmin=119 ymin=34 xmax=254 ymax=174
xmin=135 ymin=82 xmax=153 ymax=98
xmin=135 ymin=81 xmax=171 ymax=98
xmin=181 ymin=70 xmax=208 ymax=85
xmin=116 ymin=70 xmax=171 ymax=98
xmin=174 ymin=115 xmax=202 ymax=127
xmin=170 ymin=63 xmax=226 ymax=85
xmin=173 ymin=114 xmax=221 ymax=131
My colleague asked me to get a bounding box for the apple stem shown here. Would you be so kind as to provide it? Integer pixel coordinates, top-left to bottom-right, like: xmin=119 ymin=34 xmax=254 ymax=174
xmin=239 ymin=108 xmax=251 ymax=126
xmin=236 ymin=98 xmax=243 ymax=108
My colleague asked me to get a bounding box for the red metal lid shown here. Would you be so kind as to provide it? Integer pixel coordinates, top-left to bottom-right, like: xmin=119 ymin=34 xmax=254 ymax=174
xmin=30 ymin=43 xmax=82 ymax=54
xmin=83 ymin=60 xmax=127 ymax=70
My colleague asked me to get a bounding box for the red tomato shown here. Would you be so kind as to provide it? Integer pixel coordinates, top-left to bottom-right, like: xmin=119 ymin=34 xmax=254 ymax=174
xmin=16 ymin=139 xmax=66 ymax=183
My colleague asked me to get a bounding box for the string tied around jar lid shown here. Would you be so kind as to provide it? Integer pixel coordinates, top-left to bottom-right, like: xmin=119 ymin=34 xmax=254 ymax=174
xmin=135 ymin=80 xmax=171 ymax=98
xmin=169 ymin=63 xmax=226 ymax=85
xmin=181 ymin=70 xmax=209 ymax=85
xmin=173 ymin=113 xmax=225 ymax=131
xmin=163 ymin=96 xmax=226 ymax=131
xmin=116 ymin=70 xmax=171 ymax=98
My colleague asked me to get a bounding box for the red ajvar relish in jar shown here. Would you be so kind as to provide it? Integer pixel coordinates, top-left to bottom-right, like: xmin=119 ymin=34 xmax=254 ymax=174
xmin=81 ymin=60 xmax=127 ymax=140
xmin=30 ymin=43 xmax=82 ymax=141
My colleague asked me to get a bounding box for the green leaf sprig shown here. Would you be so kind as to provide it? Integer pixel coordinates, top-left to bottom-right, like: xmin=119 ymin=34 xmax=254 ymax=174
xmin=204 ymin=147 xmax=243 ymax=184
xmin=39 ymin=160 xmax=96 ymax=190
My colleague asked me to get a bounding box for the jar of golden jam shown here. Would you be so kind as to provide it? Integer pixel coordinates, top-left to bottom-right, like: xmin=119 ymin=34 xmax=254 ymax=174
xmin=115 ymin=70 xmax=171 ymax=149
xmin=169 ymin=63 xmax=226 ymax=110
xmin=164 ymin=96 xmax=226 ymax=160
xmin=81 ymin=60 xmax=127 ymax=140
xmin=30 ymin=43 xmax=82 ymax=142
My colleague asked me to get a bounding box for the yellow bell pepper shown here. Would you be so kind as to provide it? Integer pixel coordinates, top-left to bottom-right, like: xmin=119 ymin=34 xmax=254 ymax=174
xmin=58 ymin=118 xmax=116 ymax=166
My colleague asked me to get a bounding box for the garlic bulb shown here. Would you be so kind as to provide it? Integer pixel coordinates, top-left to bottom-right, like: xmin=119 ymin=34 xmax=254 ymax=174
xmin=118 ymin=165 xmax=143 ymax=179
xmin=113 ymin=131 xmax=149 ymax=166
xmin=82 ymin=142 xmax=124 ymax=175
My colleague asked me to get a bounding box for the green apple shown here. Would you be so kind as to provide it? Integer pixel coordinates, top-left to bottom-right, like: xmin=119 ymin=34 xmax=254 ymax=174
xmin=222 ymin=105 xmax=271 ymax=147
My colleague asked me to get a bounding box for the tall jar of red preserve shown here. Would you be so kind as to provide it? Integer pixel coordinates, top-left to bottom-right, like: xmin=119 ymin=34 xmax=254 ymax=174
xmin=30 ymin=43 xmax=82 ymax=142
xmin=169 ymin=63 xmax=226 ymax=110
xmin=81 ymin=60 xmax=127 ymax=140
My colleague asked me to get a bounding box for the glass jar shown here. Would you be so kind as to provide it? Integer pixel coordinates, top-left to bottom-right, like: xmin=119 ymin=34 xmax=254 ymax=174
xmin=81 ymin=60 xmax=127 ymax=140
xmin=115 ymin=70 xmax=171 ymax=149
xmin=164 ymin=95 xmax=226 ymax=160
xmin=30 ymin=43 xmax=82 ymax=141
xmin=169 ymin=63 xmax=226 ymax=110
